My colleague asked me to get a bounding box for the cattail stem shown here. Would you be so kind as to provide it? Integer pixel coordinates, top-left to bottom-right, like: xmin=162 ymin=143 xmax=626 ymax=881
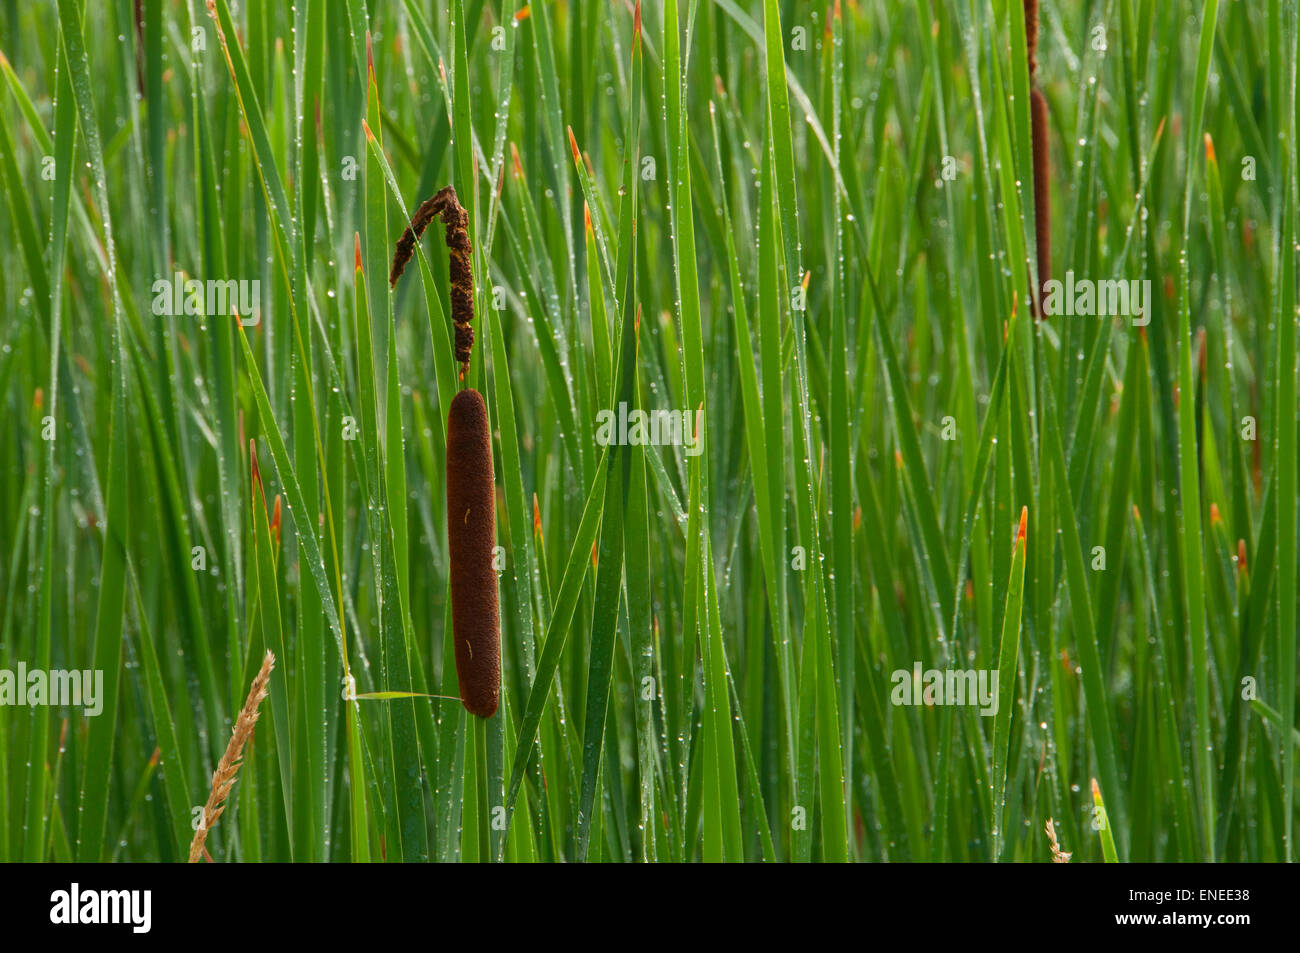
xmin=473 ymin=714 xmax=491 ymax=858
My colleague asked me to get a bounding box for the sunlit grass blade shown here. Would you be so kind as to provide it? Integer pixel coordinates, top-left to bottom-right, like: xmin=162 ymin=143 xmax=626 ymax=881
xmin=992 ymin=507 xmax=1027 ymax=860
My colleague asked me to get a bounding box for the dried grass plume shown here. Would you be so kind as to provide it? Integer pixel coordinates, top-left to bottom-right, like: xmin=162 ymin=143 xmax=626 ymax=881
xmin=1044 ymin=817 xmax=1072 ymax=863
xmin=187 ymin=650 xmax=275 ymax=862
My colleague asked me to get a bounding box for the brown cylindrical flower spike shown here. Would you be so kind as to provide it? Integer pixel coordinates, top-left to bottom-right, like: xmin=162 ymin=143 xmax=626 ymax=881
xmin=1025 ymin=0 xmax=1051 ymax=318
xmin=390 ymin=184 xmax=499 ymax=718
xmin=1030 ymin=87 xmax=1051 ymax=316
xmin=446 ymin=388 xmax=500 ymax=717
xmin=1024 ymin=0 xmax=1040 ymax=79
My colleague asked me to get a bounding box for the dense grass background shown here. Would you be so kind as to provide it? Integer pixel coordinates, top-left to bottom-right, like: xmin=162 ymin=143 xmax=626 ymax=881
xmin=0 ymin=0 xmax=1296 ymax=862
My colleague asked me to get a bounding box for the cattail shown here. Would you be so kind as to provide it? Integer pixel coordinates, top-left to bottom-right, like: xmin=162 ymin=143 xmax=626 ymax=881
xmin=446 ymin=388 xmax=499 ymax=718
xmin=133 ymin=0 xmax=146 ymax=96
xmin=1025 ymin=0 xmax=1051 ymax=318
xmin=1024 ymin=0 xmax=1040 ymax=79
xmin=390 ymin=184 xmax=499 ymax=718
xmin=188 ymin=651 xmax=275 ymax=862
xmin=389 ymin=185 xmax=475 ymax=375
xmin=1030 ymin=87 xmax=1051 ymax=316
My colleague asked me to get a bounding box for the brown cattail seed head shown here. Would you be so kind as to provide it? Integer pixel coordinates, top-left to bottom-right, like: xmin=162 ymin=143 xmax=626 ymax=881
xmin=1030 ymin=87 xmax=1051 ymax=318
xmin=1024 ymin=0 xmax=1040 ymax=78
xmin=446 ymin=388 xmax=500 ymax=718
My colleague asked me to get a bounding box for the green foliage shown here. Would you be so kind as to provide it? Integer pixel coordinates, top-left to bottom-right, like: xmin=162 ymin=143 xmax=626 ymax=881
xmin=0 ymin=0 xmax=1295 ymax=862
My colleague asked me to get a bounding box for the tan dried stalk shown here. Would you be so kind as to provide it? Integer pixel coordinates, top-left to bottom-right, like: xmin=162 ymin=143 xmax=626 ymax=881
xmin=1044 ymin=817 xmax=1072 ymax=863
xmin=187 ymin=650 xmax=275 ymax=863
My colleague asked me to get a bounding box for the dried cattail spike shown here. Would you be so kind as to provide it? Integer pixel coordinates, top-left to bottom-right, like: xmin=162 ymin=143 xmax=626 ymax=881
xmin=446 ymin=388 xmax=500 ymax=718
xmin=388 ymin=194 xmax=441 ymax=287
xmin=389 ymin=186 xmax=475 ymax=372
xmin=1030 ymin=87 xmax=1051 ymax=318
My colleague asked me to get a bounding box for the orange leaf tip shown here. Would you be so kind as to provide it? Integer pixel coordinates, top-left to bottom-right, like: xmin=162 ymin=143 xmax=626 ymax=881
xmin=250 ymin=439 xmax=261 ymax=492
